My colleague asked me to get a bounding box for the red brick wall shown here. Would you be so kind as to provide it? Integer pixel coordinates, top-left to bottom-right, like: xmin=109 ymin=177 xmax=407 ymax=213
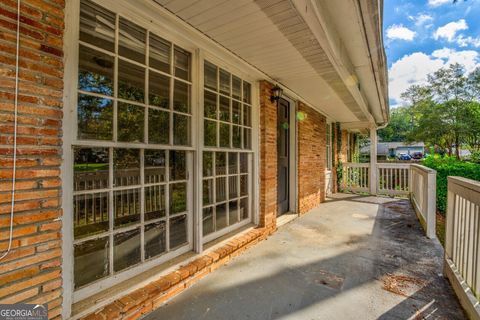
xmin=0 ymin=0 xmax=64 ymax=318
xmin=258 ymin=81 xmax=277 ymax=232
xmin=297 ymin=102 xmax=326 ymax=214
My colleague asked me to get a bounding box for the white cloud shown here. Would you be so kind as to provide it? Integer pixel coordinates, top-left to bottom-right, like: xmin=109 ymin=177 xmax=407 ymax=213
xmin=388 ymin=48 xmax=480 ymax=105
xmin=456 ymin=35 xmax=480 ymax=48
xmin=428 ymin=0 xmax=451 ymax=7
xmin=414 ymin=14 xmax=433 ymax=26
xmin=386 ymin=24 xmax=416 ymax=41
xmin=433 ymin=19 xmax=468 ymax=42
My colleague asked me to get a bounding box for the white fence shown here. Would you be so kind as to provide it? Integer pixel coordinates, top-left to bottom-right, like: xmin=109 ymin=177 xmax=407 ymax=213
xmin=377 ymin=163 xmax=410 ymax=196
xmin=342 ymin=162 xmax=436 ymax=238
xmin=410 ymin=164 xmax=436 ymax=239
xmin=444 ymin=176 xmax=480 ymax=320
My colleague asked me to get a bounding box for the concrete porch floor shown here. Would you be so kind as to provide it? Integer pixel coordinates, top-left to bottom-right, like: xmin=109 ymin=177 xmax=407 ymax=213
xmin=144 ymin=194 xmax=465 ymax=320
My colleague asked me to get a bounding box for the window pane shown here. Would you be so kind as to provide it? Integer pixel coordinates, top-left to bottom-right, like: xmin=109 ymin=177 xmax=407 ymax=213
xmin=219 ymin=69 xmax=230 ymax=96
xmin=240 ymin=153 xmax=248 ymax=173
xmin=148 ymin=108 xmax=169 ymax=145
xmin=78 ymin=94 xmax=113 ymax=140
xmin=144 ymin=150 xmax=166 ymax=183
xmin=149 ymin=71 xmax=169 ymax=108
xmin=232 ymin=100 xmax=241 ymax=124
xmin=170 ymin=150 xmax=186 ymax=181
xmin=113 ymin=149 xmax=140 ymax=187
xmin=79 ymin=0 xmax=115 ymax=52
xmin=229 ymin=176 xmax=238 ymax=199
xmin=74 ymin=193 xmax=109 ymax=239
xmin=149 ymin=33 xmax=171 ymax=73
xmin=215 ymin=152 xmax=226 ymax=175
xmin=219 ymin=123 xmax=230 ymax=148
xmin=229 ymin=200 xmax=239 ymax=225
xmin=203 ymin=152 xmax=213 ymax=177
xmin=145 ymin=185 xmax=166 ymax=221
xmin=215 ymin=203 xmax=227 ymax=230
xmin=204 ymin=61 xmax=217 ymax=91
xmin=204 ymin=91 xmax=217 ymax=119
xmin=228 ymin=153 xmax=238 ymax=174
xmin=117 ymin=102 xmax=144 ymax=143
xmin=204 ymin=120 xmax=217 ymax=147
xmin=119 ymin=17 xmax=146 ymax=63
xmin=74 ymin=236 xmax=109 ymax=288
xmin=114 ymin=228 xmax=141 ymax=272
xmin=78 ymin=45 xmax=114 ymax=96
xmin=240 ymin=197 xmax=249 ymax=220
xmin=145 ymin=221 xmax=166 ymax=259
xmin=173 ymin=81 xmax=190 ymax=113
xmin=243 ymin=82 xmax=251 ymax=104
xmin=203 ymin=179 xmax=214 ymax=206
xmin=219 ymin=96 xmax=230 ymax=122
xmin=174 ymin=47 xmax=190 ymax=81
xmin=240 ymin=175 xmax=248 ymax=196
xmin=232 ymin=125 xmax=241 ymax=149
xmin=170 ymin=214 xmax=187 ymax=248
xmin=202 ymin=207 xmax=214 ymax=236
xmin=113 ymin=188 xmax=141 ymax=228
xmin=216 ymin=177 xmax=226 ymax=202
xmin=170 ymin=183 xmax=187 ymax=214
xmin=173 ymin=114 xmax=190 ymax=146
xmin=243 ymin=128 xmax=251 ymax=149
xmin=232 ymin=76 xmax=242 ymax=100
xmin=243 ymin=104 xmax=251 ymax=127
xmin=74 ymin=147 xmax=109 ymax=191
xmin=118 ymin=60 xmax=145 ymax=102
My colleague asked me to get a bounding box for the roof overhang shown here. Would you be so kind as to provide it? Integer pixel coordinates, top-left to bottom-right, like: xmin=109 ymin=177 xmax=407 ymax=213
xmin=153 ymin=0 xmax=389 ymax=127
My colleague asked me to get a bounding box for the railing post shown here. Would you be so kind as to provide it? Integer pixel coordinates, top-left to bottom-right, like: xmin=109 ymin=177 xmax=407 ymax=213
xmin=425 ymin=170 xmax=436 ymax=239
xmin=369 ymin=127 xmax=377 ymax=195
xmin=445 ymin=178 xmax=455 ymax=260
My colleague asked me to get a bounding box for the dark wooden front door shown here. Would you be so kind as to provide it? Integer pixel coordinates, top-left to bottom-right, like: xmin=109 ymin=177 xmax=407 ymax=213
xmin=277 ymin=98 xmax=290 ymax=216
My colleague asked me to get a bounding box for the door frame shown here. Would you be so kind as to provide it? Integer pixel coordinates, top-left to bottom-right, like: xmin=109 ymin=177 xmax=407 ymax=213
xmin=278 ymin=95 xmax=298 ymax=215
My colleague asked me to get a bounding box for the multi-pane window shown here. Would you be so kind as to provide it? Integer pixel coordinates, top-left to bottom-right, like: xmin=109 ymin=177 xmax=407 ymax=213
xmin=326 ymin=123 xmax=332 ymax=170
xmin=202 ymin=61 xmax=252 ymax=237
xmin=74 ymin=0 xmax=192 ymax=289
xmin=203 ymin=61 xmax=252 ymax=150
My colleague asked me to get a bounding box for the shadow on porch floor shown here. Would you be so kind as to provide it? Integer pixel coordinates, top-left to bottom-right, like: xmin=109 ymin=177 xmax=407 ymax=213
xmin=143 ymin=193 xmax=465 ymax=320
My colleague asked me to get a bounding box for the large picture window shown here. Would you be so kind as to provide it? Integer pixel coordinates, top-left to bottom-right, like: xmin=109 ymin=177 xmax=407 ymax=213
xmin=202 ymin=61 xmax=253 ymax=239
xmin=73 ymin=0 xmax=192 ymax=290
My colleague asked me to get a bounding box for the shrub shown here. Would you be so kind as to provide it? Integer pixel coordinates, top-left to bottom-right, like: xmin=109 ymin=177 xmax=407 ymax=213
xmin=422 ymin=155 xmax=480 ymax=214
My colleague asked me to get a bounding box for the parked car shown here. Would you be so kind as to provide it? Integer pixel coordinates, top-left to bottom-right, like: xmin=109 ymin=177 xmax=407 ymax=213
xmin=397 ymin=153 xmax=412 ymax=161
xmin=411 ymin=152 xmax=423 ymax=160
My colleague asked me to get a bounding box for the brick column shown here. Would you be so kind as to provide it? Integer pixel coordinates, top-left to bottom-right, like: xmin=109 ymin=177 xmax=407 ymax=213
xmin=0 ymin=1 xmax=64 ymax=318
xmin=258 ymin=81 xmax=277 ymax=232
xmin=297 ymin=102 xmax=326 ymax=214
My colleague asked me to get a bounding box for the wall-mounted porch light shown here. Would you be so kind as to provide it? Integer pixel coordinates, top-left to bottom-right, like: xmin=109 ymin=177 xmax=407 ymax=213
xmin=270 ymin=84 xmax=283 ymax=103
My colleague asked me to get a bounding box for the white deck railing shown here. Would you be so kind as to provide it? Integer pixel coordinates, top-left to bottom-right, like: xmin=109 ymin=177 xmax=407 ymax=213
xmin=342 ymin=163 xmax=369 ymax=193
xmin=444 ymin=176 xmax=480 ymax=319
xmin=342 ymin=162 xmax=436 ymax=238
xmin=410 ymin=164 xmax=436 ymax=239
xmin=377 ymin=163 xmax=410 ymax=196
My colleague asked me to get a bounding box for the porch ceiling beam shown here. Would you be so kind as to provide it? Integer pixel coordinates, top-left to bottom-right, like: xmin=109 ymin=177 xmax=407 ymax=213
xmin=289 ymin=0 xmax=376 ymax=126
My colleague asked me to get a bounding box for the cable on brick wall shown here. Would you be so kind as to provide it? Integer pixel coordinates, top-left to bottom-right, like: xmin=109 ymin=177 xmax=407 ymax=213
xmin=0 ymin=0 xmax=21 ymax=261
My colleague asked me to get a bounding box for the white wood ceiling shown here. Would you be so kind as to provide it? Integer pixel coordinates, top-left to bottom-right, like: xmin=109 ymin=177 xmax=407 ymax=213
xmin=153 ymin=0 xmax=367 ymax=122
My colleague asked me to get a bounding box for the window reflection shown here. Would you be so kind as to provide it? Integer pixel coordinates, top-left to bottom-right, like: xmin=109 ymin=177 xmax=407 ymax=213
xmin=78 ymin=45 xmax=114 ymax=96
xmin=77 ymin=94 xmax=113 ymax=141
xmin=74 ymin=236 xmax=109 ymax=288
xmin=79 ymin=0 xmax=115 ymax=52
xmin=119 ymin=17 xmax=146 ymax=63
xmin=118 ymin=60 xmax=145 ymax=102
xmin=114 ymin=228 xmax=141 ymax=272
xmin=148 ymin=108 xmax=169 ymax=145
xmin=117 ymin=103 xmax=144 ymax=143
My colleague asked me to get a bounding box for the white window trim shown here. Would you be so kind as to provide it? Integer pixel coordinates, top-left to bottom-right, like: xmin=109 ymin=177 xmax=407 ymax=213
xmin=326 ymin=122 xmax=333 ymax=171
xmin=62 ymin=0 xmax=260 ymax=317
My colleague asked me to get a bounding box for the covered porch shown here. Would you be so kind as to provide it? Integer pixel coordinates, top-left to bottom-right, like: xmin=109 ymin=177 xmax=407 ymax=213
xmin=144 ymin=194 xmax=465 ymax=319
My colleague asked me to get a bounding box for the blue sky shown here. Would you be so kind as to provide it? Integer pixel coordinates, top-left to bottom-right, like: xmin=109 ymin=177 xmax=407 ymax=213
xmin=384 ymin=0 xmax=480 ymax=107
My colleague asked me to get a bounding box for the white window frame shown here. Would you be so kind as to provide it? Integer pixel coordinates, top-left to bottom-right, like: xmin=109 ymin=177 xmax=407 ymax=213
xmin=199 ymin=55 xmax=255 ymax=244
xmin=326 ymin=122 xmax=332 ymax=171
xmin=62 ymin=0 xmax=260 ymax=317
